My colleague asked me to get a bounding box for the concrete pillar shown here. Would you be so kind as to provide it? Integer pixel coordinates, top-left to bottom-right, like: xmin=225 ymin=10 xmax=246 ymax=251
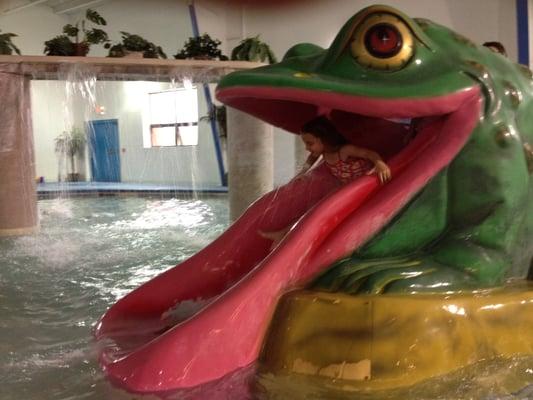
xmin=227 ymin=108 xmax=273 ymax=221
xmin=0 ymin=66 xmax=38 ymax=236
xmin=294 ymin=134 xmax=307 ymax=174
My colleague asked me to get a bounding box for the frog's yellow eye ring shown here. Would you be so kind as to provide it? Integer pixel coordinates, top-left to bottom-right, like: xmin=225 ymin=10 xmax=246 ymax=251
xmin=351 ymin=13 xmax=414 ymax=71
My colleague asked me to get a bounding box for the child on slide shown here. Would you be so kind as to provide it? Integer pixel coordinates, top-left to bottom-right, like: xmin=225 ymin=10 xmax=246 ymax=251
xmin=260 ymin=116 xmax=392 ymax=247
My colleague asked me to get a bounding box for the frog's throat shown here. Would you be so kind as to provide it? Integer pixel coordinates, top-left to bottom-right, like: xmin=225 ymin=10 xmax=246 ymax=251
xmin=217 ymin=86 xmax=481 ymax=251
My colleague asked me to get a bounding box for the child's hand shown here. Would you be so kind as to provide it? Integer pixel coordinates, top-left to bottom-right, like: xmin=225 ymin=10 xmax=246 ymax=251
xmin=367 ymin=160 xmax=391 ymax=183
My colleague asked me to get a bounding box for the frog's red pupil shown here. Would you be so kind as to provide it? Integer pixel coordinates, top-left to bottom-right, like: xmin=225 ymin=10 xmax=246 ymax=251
xmin=364 ymin=23 xmax=402 ymax=58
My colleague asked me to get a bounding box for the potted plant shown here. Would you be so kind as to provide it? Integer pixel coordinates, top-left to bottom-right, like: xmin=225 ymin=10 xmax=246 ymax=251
xmin=108 ymin=31 xmax=167 ymax=59
xmin=44 ymin=9 xmax=110 ymax=56
xmin=231 ymin=35 xmax=277 ymax=63
xmin=174 ymin=33 xmax=228 ymax=60
xmin=200 ymin=104 xmax=227 ymax=138
xmin=0 ymin=30 xmax=21 ymax=55
xmin=54 ymin=127 xmax=86 ymax=182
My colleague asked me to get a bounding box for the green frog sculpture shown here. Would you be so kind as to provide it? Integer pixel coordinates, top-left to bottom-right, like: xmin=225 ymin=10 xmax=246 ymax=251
xmin=217 ymin=4 xmax=533 ymax=293
xmin=96 ymin=4 xmax=533 ymax=394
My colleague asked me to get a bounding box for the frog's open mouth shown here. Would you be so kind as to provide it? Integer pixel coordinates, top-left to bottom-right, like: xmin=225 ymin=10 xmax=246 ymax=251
xmin=217 ymin=85 xmax=481 ymax=162
xmin=217 ymin=84 xmax=481 ymax=195
xmin=217 ymin=84 xmax=482 ymax=258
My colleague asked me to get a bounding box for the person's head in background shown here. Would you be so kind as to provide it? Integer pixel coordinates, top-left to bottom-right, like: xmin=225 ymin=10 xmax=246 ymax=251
xmin=483 ymin=41 xmax=507 ymax=57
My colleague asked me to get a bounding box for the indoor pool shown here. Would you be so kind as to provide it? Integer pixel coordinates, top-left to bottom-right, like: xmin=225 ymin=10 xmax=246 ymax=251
xmin=2 ymin=197 xmax=532 ymax=400
xmin=1 ymin=196 xmax=230 ymax=400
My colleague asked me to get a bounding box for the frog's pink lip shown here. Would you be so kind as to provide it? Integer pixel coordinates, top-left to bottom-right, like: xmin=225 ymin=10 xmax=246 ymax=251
xmin=216 ymin=85 xmax=481 ymax=134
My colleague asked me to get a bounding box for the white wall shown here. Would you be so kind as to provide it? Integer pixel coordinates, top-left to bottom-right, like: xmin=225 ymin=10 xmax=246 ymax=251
xmin=232 ymin=0 xmax=518 ymax=185
xmin=0 ymin=4 xmax=68 ymax=55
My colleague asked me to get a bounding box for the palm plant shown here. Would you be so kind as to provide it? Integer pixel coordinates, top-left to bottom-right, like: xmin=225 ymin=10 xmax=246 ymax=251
xmin=108 ymin=31 xmax=167 ymax=58
xmin=231 ymin=35 xmax=276 ymax=63
xmin=200 ymin=105 xmax=227 ymax=137
xmin=44 ymin=9 xmax=110 ymax=56
xmin=0 ymin=29 xmax=21 ymax=55
xmin=174 ymin=33 xmax=228 ymax=60
xmin=54 ymin=128 xmax=86 ymax=181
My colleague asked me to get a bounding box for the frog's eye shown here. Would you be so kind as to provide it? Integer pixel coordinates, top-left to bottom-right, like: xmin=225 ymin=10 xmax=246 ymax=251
xmin=351 ymin=13 xmax=414 ymax=71
xmin=365 ymin=24 xmax=402 ymax=58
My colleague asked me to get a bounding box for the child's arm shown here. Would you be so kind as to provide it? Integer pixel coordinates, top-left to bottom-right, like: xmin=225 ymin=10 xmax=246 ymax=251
xmin=342 ymin=145 xmax=392 ymax=183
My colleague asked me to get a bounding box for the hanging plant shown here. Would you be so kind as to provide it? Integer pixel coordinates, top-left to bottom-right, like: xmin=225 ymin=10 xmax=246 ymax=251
xmin=231 ymin=35 xmax=277 ymax=64
xmin=44 ymin=8 xmax=110 ymax=56
xmin=174 ymin=33 xmax=228 ymax=60
xmin=108 ymin=31 xmax=167 ymax=59
xmin=0 ymin=29 xmax=21 ymax=55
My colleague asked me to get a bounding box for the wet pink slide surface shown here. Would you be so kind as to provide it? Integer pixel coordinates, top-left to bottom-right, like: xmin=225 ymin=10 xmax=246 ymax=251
xmin=95 ymin=164 xmax=344 ymax=391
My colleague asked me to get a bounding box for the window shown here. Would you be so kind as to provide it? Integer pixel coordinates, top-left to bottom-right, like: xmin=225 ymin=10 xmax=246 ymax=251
xmin=146 ymin=87 xmax=198 ymax=147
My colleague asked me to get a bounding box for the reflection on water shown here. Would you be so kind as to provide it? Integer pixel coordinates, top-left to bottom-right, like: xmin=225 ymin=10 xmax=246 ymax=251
xmin=1 ymin=197 xmax=532 ymax=400
xmin=0 ymin=197 xmax=229 ymax=400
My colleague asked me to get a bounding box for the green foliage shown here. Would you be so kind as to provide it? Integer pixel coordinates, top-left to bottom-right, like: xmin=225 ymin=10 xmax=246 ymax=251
xmin=231 ymin=35 xmax=277 ymax=63
xmin=63 ymin=24 xmax=79 ymax=37
xmin=86 ymin=9 xmax=106 ymax=26
xmin=174 ymin=33 xmax=228 ymax=60
xmin=44 ymin=35 xmax=75 ymax=56
xmin=200 ymin=105 xmax=227 ymax=137
xmin=0 ymin=30 xmax=21 ymax=55
xmin=54 ymin=127 xmax=86 ymax=174
xmin=85 ymin=28 xmax=109 ymax=45
xmin=44 ymin=8 xmax=109 ymax=56
xmin=122 ymin=32 xmax=148 ymax=51
xmin=107 ymin=44 xmax=126 ymax=57
xmin=108 ymin=31 xmax=167 ymax=59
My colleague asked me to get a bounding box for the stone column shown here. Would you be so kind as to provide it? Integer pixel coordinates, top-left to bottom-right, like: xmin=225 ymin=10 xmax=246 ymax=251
xmin=227 ymin=107 xmax=273 ymax=221
xmin=294 ymin=134 xmax=307 ymax=174
xmin=0 ymin=66 xmax=38 ymax=236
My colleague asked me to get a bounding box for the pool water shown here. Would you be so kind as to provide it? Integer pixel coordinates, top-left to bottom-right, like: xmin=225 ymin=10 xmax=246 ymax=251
xmin=0 ymin=196 xmax=229 ymax=400
xmin=1 ymin=197 xmax=532 ymax=400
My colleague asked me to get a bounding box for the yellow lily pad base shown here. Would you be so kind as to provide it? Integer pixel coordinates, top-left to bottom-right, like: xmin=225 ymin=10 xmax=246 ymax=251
xmin=259 ymin=283 xmax=533 ymax=391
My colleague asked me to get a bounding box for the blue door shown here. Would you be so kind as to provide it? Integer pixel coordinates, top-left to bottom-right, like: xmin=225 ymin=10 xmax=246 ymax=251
xmin=88 ymin=119 xmax=121 ymax=182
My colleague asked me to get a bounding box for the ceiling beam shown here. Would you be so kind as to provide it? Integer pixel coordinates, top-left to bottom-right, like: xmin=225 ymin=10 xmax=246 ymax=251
xmin=52 ymin=0 xmax=107 ymax=14
xmin=1 ymin=0 xmax=49 ymax=16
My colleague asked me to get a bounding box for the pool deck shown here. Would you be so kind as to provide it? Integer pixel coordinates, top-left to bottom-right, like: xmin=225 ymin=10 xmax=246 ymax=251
xmin=37 ymin=182 xmax=228 ymax=199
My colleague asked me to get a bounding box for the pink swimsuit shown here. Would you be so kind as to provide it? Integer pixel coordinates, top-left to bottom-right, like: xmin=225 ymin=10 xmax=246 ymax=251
xmin=325 ymin=156 xmax=372 ymax=184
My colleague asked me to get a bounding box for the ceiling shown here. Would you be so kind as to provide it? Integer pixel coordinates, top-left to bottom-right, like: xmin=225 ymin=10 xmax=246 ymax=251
xmin=0 ymin=0 xmax=111 ymax=15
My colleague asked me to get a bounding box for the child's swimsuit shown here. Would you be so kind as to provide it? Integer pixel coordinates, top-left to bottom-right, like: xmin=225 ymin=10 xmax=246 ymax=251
xmin=325 ymin=156 xmax=372 ymax=184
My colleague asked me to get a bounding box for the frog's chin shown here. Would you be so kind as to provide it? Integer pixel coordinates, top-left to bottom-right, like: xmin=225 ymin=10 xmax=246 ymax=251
xmin=217 ymin=84 xmax=481 ymax=181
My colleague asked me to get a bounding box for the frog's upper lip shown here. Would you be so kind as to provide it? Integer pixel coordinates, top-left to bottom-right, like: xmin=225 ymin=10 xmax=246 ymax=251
xmin=217 ymin=85 xmax=482 ymax=235
xmin=216 ymin=85 xmax=480 ymax=134
xmin=216 ymin=84 xmax=481 ymax=166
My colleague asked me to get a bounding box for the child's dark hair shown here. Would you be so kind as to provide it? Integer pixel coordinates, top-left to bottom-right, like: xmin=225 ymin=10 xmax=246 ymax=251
xmin=301 ymin=116 xmax=347 ymax=147
xmin=482 ymin=41 xmax=507 ymax=56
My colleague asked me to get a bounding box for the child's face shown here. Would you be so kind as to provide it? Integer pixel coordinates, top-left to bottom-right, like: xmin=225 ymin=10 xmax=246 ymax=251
xmin=301 ymin=132 xmax=324 ymax=156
